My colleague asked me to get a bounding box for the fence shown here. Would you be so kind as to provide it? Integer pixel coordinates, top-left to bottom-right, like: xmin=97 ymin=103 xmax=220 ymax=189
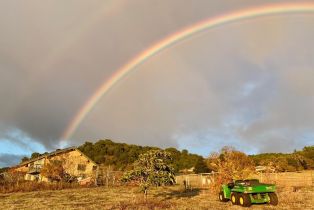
xmin=175 ymin=170 xmax=314 ymax=189
xmin=175 ymin=173 xmax=217 ymax=189
xmin=97 ymin=171 xmax=123 ymax=187
xmin=255 ymin=170 xmax=314 ymax=187
xmin=96 ymin=168 xmax=314 ymax=188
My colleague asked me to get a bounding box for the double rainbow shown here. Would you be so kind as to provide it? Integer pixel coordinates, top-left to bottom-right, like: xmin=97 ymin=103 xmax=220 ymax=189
xmin=62 ymin=3 xmax=314 ymax=140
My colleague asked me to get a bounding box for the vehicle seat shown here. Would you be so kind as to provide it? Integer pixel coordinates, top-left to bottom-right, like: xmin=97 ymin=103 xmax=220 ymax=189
xmin=227 ymin=182 xmax=234 ymax=189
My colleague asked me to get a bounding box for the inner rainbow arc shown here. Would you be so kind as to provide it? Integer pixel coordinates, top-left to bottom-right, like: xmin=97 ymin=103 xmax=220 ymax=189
xmin=61 ymin=3 xmax=314 ymax=141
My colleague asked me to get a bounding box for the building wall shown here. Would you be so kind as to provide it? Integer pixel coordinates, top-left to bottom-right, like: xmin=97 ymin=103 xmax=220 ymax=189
xmin=13 ymin=158 xmax=45 ymax=173
xmin=31 ymin=158 xmax=45 ymax=166
xmin=46 ymin=150 xmax=97 ymax=178
xmin=25 ymin=173 xmax=37 ymax=181
xmin=13 ymin=149 xmax=98 ymax=182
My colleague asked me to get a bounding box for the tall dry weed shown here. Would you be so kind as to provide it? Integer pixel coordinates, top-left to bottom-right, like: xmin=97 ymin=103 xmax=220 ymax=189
xmin=0 ymin=180 xmax=81 ymax=193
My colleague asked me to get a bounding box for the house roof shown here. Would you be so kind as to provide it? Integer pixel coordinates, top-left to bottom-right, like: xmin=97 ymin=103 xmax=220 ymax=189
xmin=13 ymin=147 xmax=97 ymax=168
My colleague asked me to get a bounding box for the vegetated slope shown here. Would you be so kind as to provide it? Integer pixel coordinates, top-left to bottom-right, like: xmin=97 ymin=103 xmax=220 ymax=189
xmin=249 ymin=146 xmax=314 ymax=172
xmin=78 ymin=139 xmax=207 ymax=172
xmin=14 ymin=139 xmax=314 ymax=173
xmin=79 ymin=142 xmax=314 ymax=172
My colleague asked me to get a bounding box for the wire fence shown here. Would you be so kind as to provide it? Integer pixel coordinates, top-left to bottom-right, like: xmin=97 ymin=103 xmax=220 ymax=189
xmin=96 ymin=169 xmax=314 ymax=189
xmin=256 ymin=170 xmax=314 ymax=187
xmin=175 ymin=170 xmax=314 ymax=189
xmin=175 ymin=173 xmax=217 ymax=189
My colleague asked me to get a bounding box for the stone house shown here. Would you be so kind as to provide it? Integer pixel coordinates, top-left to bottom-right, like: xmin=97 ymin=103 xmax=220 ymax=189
xmin=12 ymin=147 xmax=98 ymax=182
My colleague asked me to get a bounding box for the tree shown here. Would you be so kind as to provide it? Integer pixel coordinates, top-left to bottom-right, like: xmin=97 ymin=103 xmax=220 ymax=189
xmin=207 ymin=146 xmax=255 ymax=192
xmin=20 ymin=157 xmax=29 ymax=163
xmin=300 ymin=146 xmax=314 ymax=169
xmin=41 ymin=160 xmax=65 ymax=181
xmin=194 ymin=158 xmax=210 ymax=174
xmin=31 ymin=152 xmax=41 ymax=159
xmin=0 ymin=167 xmax=9 ymax=173
xmin=121 ymin=150 xmax=175 ymax=198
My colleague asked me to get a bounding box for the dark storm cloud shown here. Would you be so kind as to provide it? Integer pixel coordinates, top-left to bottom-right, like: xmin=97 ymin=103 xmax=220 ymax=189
xmin=0 ymin=0 xmax=314 ymax=167
xmin=0 ymin=0 xmax=245 ymax=149
xmin=0 ymin=154 xmax=25 ymax=167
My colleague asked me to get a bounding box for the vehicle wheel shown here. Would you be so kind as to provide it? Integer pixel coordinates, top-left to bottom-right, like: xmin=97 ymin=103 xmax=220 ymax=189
xmin=219 ymin=191 xmax=228 ymax=202
xmin=269 ymin=192 xmax=278 ymax=206
xmin=239 ymin=193 xmax=251 ymax=207
xmin=230 ymin=192 xmax=239 ymax=205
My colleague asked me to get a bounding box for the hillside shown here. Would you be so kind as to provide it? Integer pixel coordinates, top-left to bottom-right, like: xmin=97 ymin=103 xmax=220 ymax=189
xmin=14 ymin=140 xmax=314 ymax=173
xmin=16 ymin=139 xmax=208 ymax=173
xmin=249 ymin=146 xmax=314 ymax=172
xmin=78 ymin=139 xmax=207 ymax=172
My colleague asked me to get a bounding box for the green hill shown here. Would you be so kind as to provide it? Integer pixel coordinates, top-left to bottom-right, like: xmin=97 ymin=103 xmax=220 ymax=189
xmin=15 ymin=140 xmax=314 ymax=173
xmin=249 ymin=146 xmax=314 ymax=172
xmin=78 ymin=139 xmax=208 ymax=173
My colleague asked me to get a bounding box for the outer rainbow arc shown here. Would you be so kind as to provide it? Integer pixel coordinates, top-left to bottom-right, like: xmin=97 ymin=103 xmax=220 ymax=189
xmin=62 ymin=3 xmax=314 ymax=141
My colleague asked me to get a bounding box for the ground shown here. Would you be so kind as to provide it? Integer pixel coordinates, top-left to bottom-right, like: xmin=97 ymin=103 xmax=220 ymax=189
xmin=0 ymin=185 xmax=313 ymax=210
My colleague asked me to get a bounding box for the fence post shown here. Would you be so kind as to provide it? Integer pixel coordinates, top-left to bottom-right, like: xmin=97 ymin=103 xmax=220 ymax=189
xmin=200 ymin=174 xmax=203 ymax=187
xmin=95 ymin=165 xmax=99 ymax=186
xmin=106 ymin=165 xmax=110 ymax=188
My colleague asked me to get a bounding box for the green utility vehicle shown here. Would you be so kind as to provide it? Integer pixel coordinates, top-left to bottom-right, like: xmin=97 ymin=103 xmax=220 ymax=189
xmin=219 ymin=179 xmax=278 ymax=207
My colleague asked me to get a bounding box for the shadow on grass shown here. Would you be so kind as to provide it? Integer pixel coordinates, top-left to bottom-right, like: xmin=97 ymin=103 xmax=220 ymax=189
xmin=154 ymin=188 xmax=201 ymax=200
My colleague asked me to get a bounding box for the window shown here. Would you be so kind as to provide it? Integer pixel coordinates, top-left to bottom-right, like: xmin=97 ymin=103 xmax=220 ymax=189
xmin=77 ymin=164 xmax=86 ymax=171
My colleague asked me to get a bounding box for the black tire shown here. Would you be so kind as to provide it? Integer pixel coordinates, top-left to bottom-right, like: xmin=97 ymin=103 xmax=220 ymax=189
xmin=269 ymin=192 xmax=278 ymax=206
xmin=230 ymin=192 xmax=239 ymax=205
xmin=219 ymin=191 xmax=228 ymax=202
xmin=239 ymin=193 xmax=251 ymax=207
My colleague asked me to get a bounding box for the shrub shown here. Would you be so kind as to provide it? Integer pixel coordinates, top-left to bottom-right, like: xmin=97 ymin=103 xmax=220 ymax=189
xmin=207 ymin=146 xmax=255 ymax=192
xmin=0 ymin=180 xmax=80 ymax=193
xmin=41 ymin=160 xmax=65 ymax=181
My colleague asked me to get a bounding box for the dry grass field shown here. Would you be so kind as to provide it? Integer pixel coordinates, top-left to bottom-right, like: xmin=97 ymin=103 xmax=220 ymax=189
xmin=1 ymin=171 xmax=313 ymax=210
xmin=0 ymin=184 xmax=313 ymax=210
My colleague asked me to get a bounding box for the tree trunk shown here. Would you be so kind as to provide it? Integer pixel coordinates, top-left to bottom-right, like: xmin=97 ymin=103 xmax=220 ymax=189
xmin=144 ymin=189 xmax=148 ymax=201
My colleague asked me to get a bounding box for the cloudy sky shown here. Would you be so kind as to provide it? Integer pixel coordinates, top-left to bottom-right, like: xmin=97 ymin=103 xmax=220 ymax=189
xmin=1 ymin=0 xmax=314 ymax=167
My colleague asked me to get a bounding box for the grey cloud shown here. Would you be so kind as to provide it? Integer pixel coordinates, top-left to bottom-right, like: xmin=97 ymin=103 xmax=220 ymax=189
xmin=0 ymin=0 xmax=313 ymax=164
xmin=74 ymin=14 xmax=314 ymax=154
xmin=0 ymin=154 xmax=25 ymax=167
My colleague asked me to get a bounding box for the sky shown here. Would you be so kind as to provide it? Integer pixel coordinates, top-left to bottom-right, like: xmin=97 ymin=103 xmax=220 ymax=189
xmin=1 ymin=0 xmax=314 ymax=167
